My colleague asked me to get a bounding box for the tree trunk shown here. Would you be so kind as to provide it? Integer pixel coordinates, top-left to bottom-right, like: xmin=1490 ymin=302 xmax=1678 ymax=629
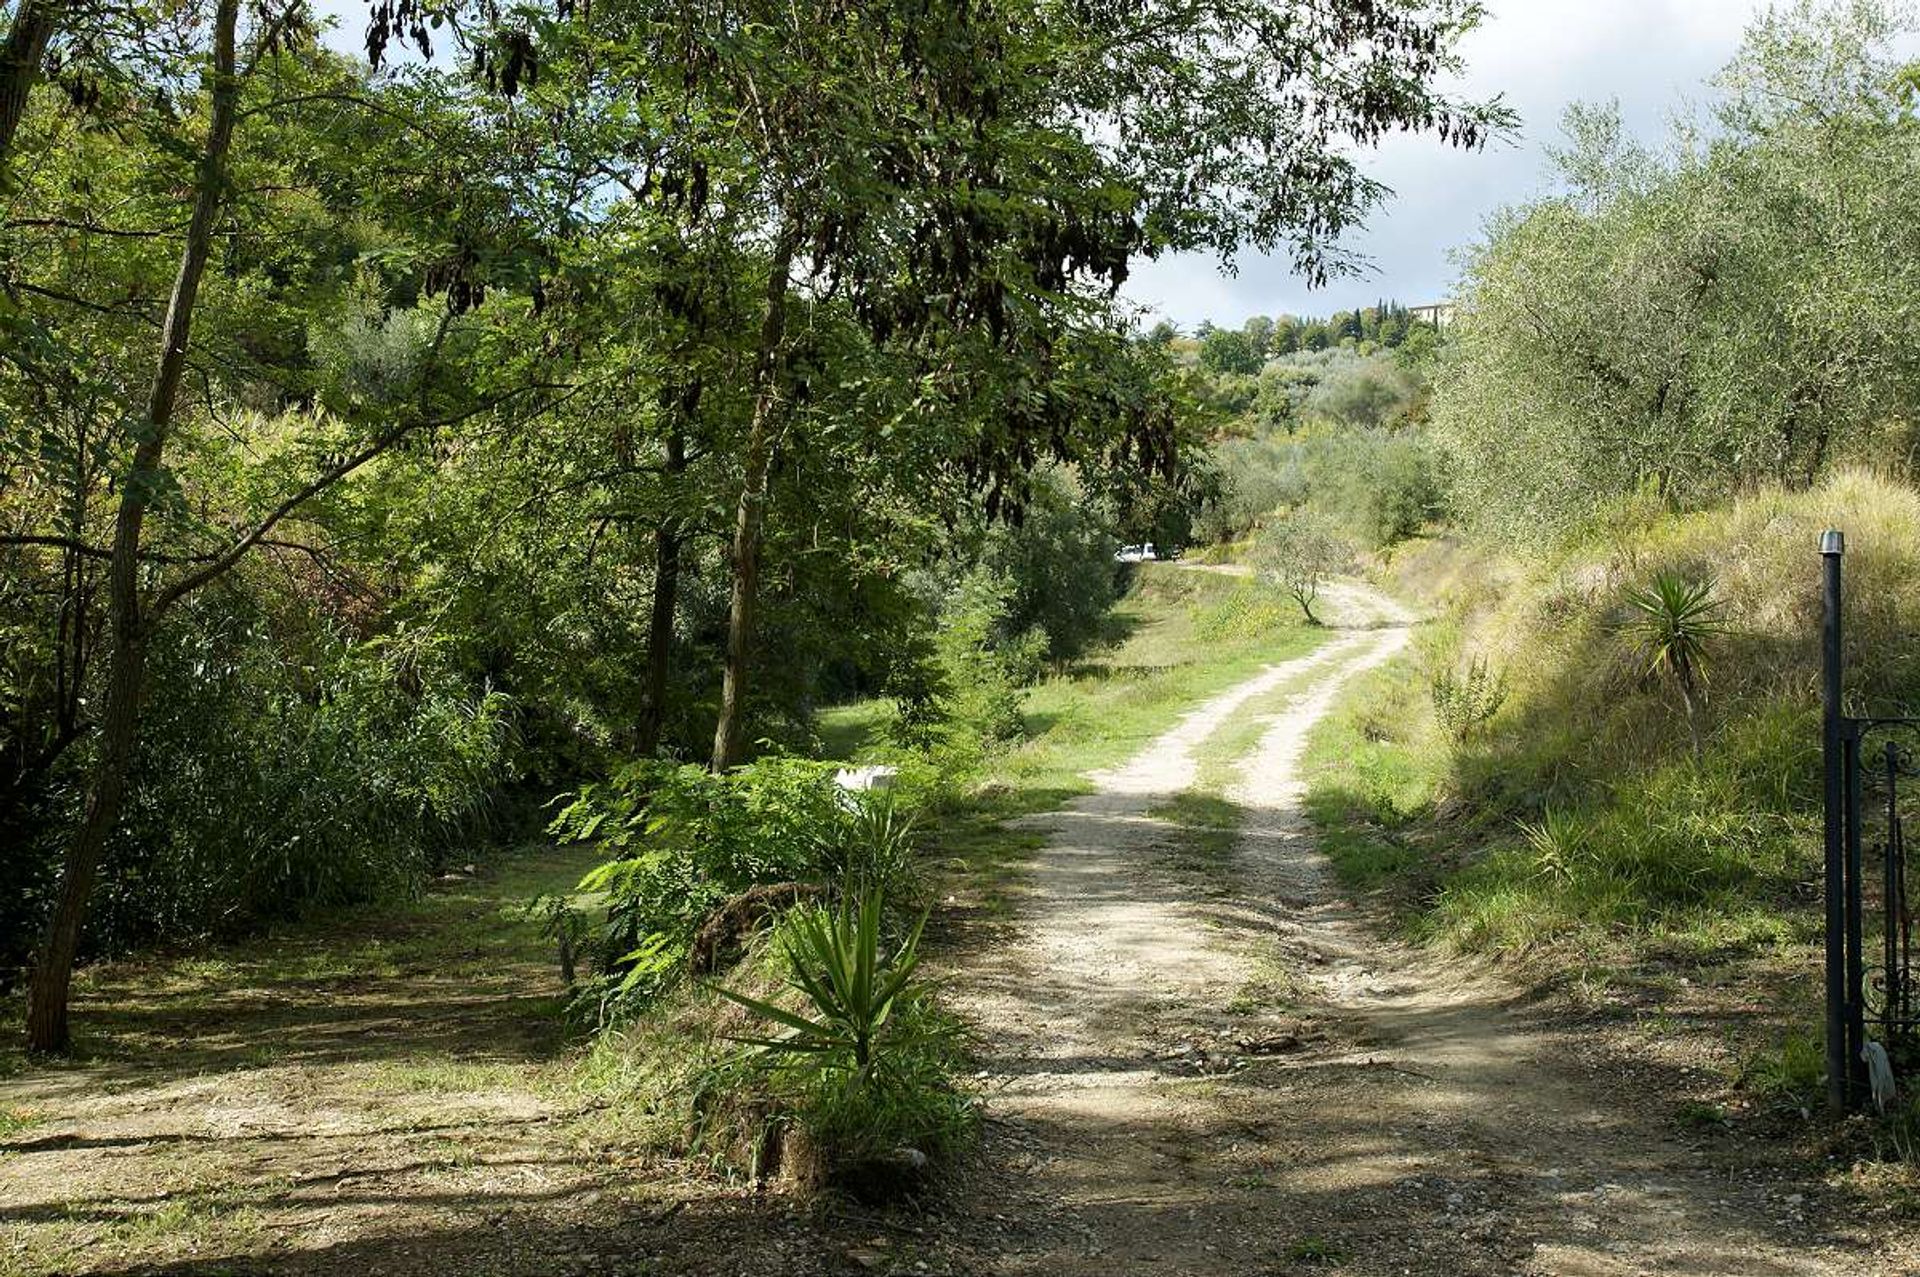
xmin=1676 ymin=655 xmax=1703 ymax=765
xmin=1295 ymin=583 xmax=1319 ymax=626
xmin=636 ymin=423 xmax=687 ymax=757
xmin=709 ymin=227 xmax=797 ymax=772
xmin=25 ymin=0 xmax=240 ymax=1055
xmin=0 ymin=0 xmax=59 ymax=174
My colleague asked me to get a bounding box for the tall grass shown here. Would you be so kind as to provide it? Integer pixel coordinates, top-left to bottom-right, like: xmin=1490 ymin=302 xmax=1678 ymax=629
xmin=1306 ymin=470 xmax=1918 ymax=961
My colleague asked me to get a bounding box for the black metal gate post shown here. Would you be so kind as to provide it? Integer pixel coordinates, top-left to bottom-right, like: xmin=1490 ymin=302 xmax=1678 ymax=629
xmin=1846 ymin=718 xmax=1867 ymax=1100
xmin=1822 ymin=529 xmax=1848 ymax=1113
xmin=1824 ymin=528 xmax=1920 ymax=1111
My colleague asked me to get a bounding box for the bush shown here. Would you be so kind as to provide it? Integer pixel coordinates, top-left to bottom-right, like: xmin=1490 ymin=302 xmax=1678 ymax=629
xmin=710 ymin=887 xmax=975 ymax=1195
xmin=553 ymin=757 xmax=851 ymax=1013
xmin=93 ymin=620 xmax=512 ymax=955
xmin=552 ymin=757 xmax=926 ymax=1017
xmin=1429 ymin=653 xmax=1507 ymax=744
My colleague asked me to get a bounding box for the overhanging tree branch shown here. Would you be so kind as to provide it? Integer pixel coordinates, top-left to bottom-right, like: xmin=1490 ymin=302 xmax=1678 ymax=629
xmin=150 ymin=382 xmax=573 ymax=617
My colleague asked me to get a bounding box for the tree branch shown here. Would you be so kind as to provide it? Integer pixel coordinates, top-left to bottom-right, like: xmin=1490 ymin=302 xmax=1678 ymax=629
xmin=150 ymin=383 xmax=571 ymax=617
xmin=0 ymin=533 xmax=109 ymax=559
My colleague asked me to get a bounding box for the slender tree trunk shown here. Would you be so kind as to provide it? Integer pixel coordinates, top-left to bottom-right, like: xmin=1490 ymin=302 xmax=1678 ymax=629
xmin=1676 ymin=655 xmax=1703 ymax=765
xmin=0 ymin=0 xmax=59 ymax=174
xmin=1295 ymin=582 xmax=1319 ymax=626
xmin=710 ymin=227 xmax=797 ymax=772
xmin=25 ymin=0 xmax=239 ymax=1055
xmin=636 ymin=423 xmax=687 ymax=757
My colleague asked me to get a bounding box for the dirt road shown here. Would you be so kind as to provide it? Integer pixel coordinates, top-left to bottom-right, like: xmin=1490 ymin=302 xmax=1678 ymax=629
xmin=938 ymin=580 xmax=1893 ymax=1277
xmin=1 ymin=580 xmax=1907 ymax=1276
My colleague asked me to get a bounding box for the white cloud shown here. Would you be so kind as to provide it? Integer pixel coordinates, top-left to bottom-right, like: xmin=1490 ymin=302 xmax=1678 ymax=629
xmin=1124 ymin=0 xmax=1768 ymax=329
xmin=306 ymin=0 xmax=1769 ymax=331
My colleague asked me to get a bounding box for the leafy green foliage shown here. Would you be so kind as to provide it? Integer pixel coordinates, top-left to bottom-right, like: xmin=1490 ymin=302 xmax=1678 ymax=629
xmin=552 ymin=759 xmax=931 ymax=1016
xmin=842 ymin=795 xmax=922 ymax=901
xmin=715 ymin=889 xmax=927 ymax=1072
xmin=707 ymin=887 xmax=975 ymax=1192
xmin=1434 ymin=1 xmax=1920 ymax=540
xmin=1199 ymin=327 xmax=1264 ymax=376
xmin=525 ymin=893 xmax=591 ymax=988
xmin=551 ymin=758 xmax=857 ymax=1010
xmin=1621 ymin=571 xmax=1728 ymax=694
xmin=1187 ymin=347 xmax=1438 ymax=548
xmin=1621 ymin=570 xmax=1728 ymax=756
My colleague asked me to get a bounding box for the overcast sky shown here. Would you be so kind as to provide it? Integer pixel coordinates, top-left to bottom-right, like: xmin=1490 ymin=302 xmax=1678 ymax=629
xmin=1122 ymin=0 xmax=1769 ymax=330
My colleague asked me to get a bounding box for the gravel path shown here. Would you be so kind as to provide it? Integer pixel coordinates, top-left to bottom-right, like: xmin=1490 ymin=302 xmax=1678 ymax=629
xmin=940 ymin=580 xmax=1889 ymax=1277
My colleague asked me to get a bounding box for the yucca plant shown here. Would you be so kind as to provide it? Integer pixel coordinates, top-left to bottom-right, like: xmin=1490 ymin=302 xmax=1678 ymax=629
xmin=716 ymin=888 xmax=927 ymax=1073
xmin=1621 ymin=570 xmax=1729 ymax=759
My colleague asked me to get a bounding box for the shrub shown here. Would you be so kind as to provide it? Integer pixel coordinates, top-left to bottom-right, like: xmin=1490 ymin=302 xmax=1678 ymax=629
xmin=89 ymin=622 xmax=513 ymax=955
xmin=711 ymin=887 xmax=974 ymax=1194
xmin=1620 ymin=570 xmax=1728 ymax=758
xmin=886 ymin=566 xmax=1046 ymax=757
xmin=1518 ymin=808 xmax=1592 ymax=885
xmin=551 ymin=757 xmax=900 ymax=1016
xmin=716 ymin=888 xmax=927 ymax=1071
xmin=1429 ymin=653 xmax=1507 ymax=743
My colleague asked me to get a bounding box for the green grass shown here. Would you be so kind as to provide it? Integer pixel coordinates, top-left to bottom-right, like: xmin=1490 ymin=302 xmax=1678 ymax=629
xmin=0 ymin=843 xmax=597 ymax=1078
xmin=816 ymin=697 xmax=893 ymax=763
xmin=0 ymin=1105 xmax=38 ymax=1139
xmin=994 ymin=567 xmax=1322 ymax=796
xmin=1285 ymin=1235 xmax=1348 ymax=1265
xmin=1299 ymin=651 xmax=1447 ymax=901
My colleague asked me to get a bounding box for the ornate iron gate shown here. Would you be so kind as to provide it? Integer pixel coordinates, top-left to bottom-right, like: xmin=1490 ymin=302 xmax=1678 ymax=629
xmin=1823 ymin=530 xmax=1920 ymax=1112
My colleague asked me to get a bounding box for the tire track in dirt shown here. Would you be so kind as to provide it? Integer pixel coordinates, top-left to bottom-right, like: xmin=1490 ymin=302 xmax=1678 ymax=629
xmin=942 ymin=581 xmax=1879 ymax=1277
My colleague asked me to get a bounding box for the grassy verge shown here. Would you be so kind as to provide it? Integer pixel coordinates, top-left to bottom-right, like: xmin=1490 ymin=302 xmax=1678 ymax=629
xmin=1303 ymin=473 xmax=1920 ymax=1193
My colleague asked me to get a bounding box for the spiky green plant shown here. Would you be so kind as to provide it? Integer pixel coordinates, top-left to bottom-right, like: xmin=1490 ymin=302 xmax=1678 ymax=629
xmin=1621 ymin=571 xmax=1729 ymax=758
xmin=715 ymin=888 xmax=927 ymax=1073
xmin=840 ymin=793 xmax=921 ymax=899
xmin=1518 ymin=808 xmax=1591 ymax=885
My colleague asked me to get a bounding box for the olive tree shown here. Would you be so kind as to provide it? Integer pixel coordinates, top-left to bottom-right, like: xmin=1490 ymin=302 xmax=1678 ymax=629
xmin=1252 ymin=511 xmax=1352 ymax=625
xmin=1433 ymin=0 xmax=1920 ymax=539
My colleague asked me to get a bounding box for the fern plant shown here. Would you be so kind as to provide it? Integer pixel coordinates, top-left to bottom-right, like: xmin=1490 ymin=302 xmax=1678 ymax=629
xmin=1621 ymin=570 xmax=1728 ymax=758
